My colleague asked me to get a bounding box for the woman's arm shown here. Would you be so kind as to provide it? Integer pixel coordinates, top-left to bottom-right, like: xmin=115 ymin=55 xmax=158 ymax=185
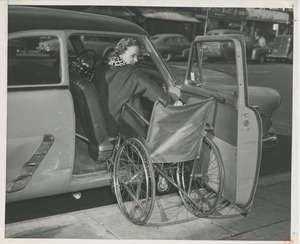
xmin=132 ymin=68 xmax=170 ymax=103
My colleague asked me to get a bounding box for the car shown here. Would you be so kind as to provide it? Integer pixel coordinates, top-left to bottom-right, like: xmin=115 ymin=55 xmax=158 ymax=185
xmin=7 ymin=6 xmax=279 ymax=214
xmin=267 ymin=35 xmax=293 ymax=63
xmin=204 ymin=29 xmax=271 ymax=64
xmin=150 ymin=33 xmax=190 ymax=61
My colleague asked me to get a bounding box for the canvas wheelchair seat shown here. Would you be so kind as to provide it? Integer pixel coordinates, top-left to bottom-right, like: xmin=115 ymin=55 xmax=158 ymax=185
xmin=118 ymin=98 xmax=214 ymax=163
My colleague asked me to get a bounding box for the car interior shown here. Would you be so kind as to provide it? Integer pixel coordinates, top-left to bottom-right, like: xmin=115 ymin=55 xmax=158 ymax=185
xmin=67 ymin=34 xmax=169 ymax=175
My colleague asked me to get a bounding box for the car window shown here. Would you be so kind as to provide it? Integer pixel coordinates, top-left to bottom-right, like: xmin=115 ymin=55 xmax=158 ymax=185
xmin=68 ymin=34 xmax=165 ymax=83
xmin=187 ymin=40 xmax=238 ymax=105
xmin=82 ymin=35 xmax=118 ymax=44
xmin=8 ymin=36 xmax=61 ymax=86
xmin=70 ymin=34 xmax=149 ymax=60
xmin=163 ymin=37 xmax=171 ymax=43
xmin=171 ymin=37 xmax=179 ymax=43
xmin=179 ymin=37 xmax=189 ymax=44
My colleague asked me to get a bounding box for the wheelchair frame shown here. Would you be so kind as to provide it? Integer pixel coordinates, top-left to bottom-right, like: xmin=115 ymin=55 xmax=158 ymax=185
xmin=108 ymin=100 xmax=225 ymax=225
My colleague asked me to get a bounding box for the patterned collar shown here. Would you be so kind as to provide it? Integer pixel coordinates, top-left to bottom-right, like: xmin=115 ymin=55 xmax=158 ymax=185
xmin=108 ymin=56 xmax=126 ymax=67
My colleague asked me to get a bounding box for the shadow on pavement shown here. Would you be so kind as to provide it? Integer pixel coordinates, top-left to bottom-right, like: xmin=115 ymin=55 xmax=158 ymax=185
xmin=260 ymin=134 xmax=292 ymax=177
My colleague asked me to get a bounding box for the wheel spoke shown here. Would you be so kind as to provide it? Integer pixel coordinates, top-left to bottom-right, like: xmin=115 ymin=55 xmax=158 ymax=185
xmin=113 ymin=138 xmax=155 ymax=225
xmin=177 ymin=137 xmax=224 ymax=217
xmin=122 ymin=183 xmax=145 ymax=211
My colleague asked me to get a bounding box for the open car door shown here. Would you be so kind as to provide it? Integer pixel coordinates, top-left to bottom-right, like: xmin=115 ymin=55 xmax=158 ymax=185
xmin=7 ymin=30 xmax=75 ymax=202
xmin=180 ymin=34 xmax=262 ymax=212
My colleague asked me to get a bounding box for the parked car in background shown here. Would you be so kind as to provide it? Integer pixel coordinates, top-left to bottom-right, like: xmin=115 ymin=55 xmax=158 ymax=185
xmin=80 ymin=35 xmax=116 ymax=59
xmin=267 ymin=35 xmax=293 ymax=63
xmin=204 ymin=29 xmax=271 ymax=64
xmin=151 ymin=33 xmax=190 ymax=61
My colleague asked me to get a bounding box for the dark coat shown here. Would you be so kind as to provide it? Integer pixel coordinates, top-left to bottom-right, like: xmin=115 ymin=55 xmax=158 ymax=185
xmin=105 ymin=64 xmax=169 ymax=123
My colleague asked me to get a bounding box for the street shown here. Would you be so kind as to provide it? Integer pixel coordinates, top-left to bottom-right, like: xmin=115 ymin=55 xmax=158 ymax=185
xmin=247 ymin=62 xmax=293 ymax=175
xmin=5 ymin=61 xmax=293 ymax=224
xmin=246 ymin=62 xmax=292 ymax=136
xmin=246 ymin=62 xmax=293 ymax=176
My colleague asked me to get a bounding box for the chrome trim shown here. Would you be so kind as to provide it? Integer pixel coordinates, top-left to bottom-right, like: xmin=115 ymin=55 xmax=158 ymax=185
xmin=8 ymin=134 xmax=54 ymax=193
xmin=262 ymin=134 xmax=277 ymax=142
xmin=75 ymin=133 xmax=89 ymax=143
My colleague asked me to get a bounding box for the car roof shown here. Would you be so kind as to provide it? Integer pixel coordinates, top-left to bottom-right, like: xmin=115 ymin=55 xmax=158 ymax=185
xmin=151 ymin=33 xmax=186 ymax=38
xmin=206 ymin=29 xmax=249 ymax=36
xmin=8 ymin=6 xmax=147 ymax=35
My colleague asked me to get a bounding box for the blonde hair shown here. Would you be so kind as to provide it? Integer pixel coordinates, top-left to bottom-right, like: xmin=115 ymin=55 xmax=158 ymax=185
xmin=110 ymin=37 xmax=139 ymax=58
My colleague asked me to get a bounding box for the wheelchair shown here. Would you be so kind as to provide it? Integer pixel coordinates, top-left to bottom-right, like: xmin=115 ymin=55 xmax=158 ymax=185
xmin=108 ymin=97 xmax=225 ymax=225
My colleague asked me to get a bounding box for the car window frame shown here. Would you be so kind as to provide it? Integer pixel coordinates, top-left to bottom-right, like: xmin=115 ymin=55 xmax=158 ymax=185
xmin=185 ymin=35 xmax=248 ymax=107
xmin=8 ymin=30 xmax=69 ymax=89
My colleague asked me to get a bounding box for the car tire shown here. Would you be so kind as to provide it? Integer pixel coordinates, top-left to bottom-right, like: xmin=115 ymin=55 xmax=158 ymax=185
xmin=256 ymin=54 xmax=265 ymax=64
xmin=162 ymin=51 xmax=172 ymax=62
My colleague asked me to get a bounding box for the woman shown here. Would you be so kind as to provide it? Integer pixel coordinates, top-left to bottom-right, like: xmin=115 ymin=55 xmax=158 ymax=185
xmin=106 ymin=37 xmax=175 ymax=125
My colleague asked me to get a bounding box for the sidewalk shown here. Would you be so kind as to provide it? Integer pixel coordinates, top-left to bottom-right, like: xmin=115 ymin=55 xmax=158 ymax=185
xmin=5 ymin=173 xmax=292 ymax=241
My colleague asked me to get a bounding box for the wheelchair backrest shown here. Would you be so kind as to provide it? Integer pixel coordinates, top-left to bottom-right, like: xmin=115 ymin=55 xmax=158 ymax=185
xmin=146 ymin=98 xmax=214 ymax=163
xmin=119 ymin=98 xmax=214 ymax=163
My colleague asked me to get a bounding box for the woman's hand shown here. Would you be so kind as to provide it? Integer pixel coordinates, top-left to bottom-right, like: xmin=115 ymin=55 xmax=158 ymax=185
xmin=173 ymin=100 xmax=183 ymax=106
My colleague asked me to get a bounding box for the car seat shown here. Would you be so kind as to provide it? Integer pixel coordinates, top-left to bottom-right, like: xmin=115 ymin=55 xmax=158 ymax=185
xmin=69 ymin=73 xmax=114 ymax=162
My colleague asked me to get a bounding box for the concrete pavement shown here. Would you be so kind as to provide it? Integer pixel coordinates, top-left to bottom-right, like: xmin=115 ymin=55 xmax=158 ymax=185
xmin=5 ymin=172 xmax=294 ymax=241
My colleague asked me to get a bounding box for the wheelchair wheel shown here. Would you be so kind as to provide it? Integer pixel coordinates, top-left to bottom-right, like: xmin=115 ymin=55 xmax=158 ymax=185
xmin=113 ymin=138 xmax=155 ymax=225
xmin=177 ymin=137 xmax=224 ymax=217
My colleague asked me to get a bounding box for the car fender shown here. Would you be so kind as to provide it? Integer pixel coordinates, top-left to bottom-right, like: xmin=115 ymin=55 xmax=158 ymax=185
xmin=156 ymin=46 xmax=172 ymax=54
xmin=251 ymin=47 xmax=270 ymax=60
xmin=251 ymin=48 xmax=263 ymax=59
xmin=248 ymin=86 xmax=281 ymax=114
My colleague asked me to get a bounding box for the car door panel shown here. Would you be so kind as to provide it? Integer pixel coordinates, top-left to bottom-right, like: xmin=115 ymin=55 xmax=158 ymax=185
xmin=183 ymin=35 xmax=262 ymax=210
xmin=7 ymin=31 xmax=75 ymax=202
xmin=7 ymin=90 xmax=75 ymax=202
xmin=180 ymin=90 xmax=239 ymax=203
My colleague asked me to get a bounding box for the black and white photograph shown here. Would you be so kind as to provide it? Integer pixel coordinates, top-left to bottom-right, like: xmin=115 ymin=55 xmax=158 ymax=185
xmin=1 ymin=0 xmax=298 ymax=242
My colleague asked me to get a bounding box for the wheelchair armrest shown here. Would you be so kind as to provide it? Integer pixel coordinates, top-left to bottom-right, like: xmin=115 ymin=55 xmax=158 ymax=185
xmin=119 ymin=103 xmax=149 ymax=140
xmin=122 ymin=104 xmax=150 ymax=126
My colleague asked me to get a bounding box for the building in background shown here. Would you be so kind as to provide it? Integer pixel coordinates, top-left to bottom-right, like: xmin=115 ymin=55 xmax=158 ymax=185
xmin=244 ymin=8 xmax=291 ymax=42
xmin=196 ymin=8 xmax=292 ymax=43
xmin=196 ymin=8 xmax=247 ymax=33
xmin=129 ymin=7 xmax=201 ymax=42
xmin=48 ymin=6 xmax=293 ymax=44
xmin=83 ymin=6 xmax=136 ymax=21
